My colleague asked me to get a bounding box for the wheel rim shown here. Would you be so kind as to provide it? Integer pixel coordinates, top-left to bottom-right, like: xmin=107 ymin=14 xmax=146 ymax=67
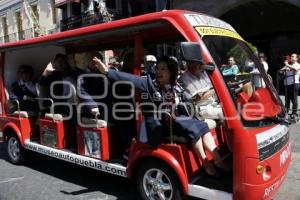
xmin=8 ymin=137 xmax=20 ymax=161
xmin=143 ymin=168 xmax=173 ymax=200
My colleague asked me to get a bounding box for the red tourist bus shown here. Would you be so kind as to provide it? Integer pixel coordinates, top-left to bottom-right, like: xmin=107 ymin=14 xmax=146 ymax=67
xmin=0 ymin=10 xmax=291 ymax=200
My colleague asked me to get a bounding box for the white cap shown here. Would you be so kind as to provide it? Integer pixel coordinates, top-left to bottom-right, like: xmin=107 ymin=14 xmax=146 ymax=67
xmin=144 ymin=55 xmax=157 ymax=62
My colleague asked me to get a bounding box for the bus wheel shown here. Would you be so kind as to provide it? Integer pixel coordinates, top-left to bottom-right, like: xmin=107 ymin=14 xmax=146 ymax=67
xmin=136 ymin=161 xmax=184 ymax=200
xmin=6 ymin=134 xmax=25 ymax=164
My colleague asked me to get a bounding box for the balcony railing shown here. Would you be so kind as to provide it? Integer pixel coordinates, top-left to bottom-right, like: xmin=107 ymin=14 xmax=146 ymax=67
xmin=0 ymin=27 xmax=58 ymax=44
xmin=13 ymin=28 xmax=35 ymax=41
xmin=60 ymin=10 xmax=123 ymax=31
xmin=3 ymin=35 xmax=9 ymax=43
xmin=47 ymin=28 xmax=57 ymax=34
xmin=9 ymin=33 xmax=17 ymax=42
xmin=0 ymin=33 xmax=16 ymax=44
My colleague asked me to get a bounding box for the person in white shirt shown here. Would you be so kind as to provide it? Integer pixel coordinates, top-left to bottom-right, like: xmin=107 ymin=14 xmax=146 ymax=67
xmin=259 ymin=53 xmax=269 ymax=73
xmin=250 ymin=53 xmax=270 ymax=88
xmin=179 ymin=61 xmax=223 ymax=120
xmin=280 ymin=53 xmax=300 ymax=115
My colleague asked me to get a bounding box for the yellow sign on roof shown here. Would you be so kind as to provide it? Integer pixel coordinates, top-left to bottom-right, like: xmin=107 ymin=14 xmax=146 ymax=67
xmin=196 ymin=26 xmax=244 ymax=41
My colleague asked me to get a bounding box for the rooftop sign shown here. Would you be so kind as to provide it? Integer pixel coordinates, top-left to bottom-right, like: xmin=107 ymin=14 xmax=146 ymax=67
xmin=184 ymin=13 xmax=236 ymax=32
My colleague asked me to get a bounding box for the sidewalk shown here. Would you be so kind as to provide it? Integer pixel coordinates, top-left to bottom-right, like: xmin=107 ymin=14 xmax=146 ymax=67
xmin=279 ymin=95 xmax=300 ymax=111
xmin=275 ymin=93 xmax=300 ymax=200
xmin=274 ymin=122 xmax=300 ymax=200
xmin=263 ymin=95 xmax=299 ymax=199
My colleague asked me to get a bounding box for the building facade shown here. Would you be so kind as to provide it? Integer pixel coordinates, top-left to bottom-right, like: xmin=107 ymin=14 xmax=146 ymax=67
xmin=171 ymin=0 xmax=300 ymax=73
xmin=1 ymin=0 xmax=299 ymax=74
xmin=55 ymin=0 xmax=300 ymax=76
xmin=56 ymin=0 xmax=121 ymax=31
xmin=0 ymin=0 xmax=169 ymax=43
xmin=0 ymin=0 xmax=58 ymax=44
xmin=55 ymin=0 xmax=169 ymax=31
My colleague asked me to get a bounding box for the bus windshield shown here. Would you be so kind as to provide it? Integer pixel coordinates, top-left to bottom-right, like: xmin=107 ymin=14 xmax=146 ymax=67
xmin=201 ymin=35 xmax=285 ymax=127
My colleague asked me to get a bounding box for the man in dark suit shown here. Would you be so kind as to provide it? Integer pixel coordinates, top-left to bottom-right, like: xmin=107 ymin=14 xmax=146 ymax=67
xmin=10 ymin=65 xmax=38 ymax=113
xmin=76 ymin=52 xmax=113 ymax=121
xmin=78 ymin=52 xmax=136 ymax=159
xmin=38 ymin=54 xmax=73 ymax=116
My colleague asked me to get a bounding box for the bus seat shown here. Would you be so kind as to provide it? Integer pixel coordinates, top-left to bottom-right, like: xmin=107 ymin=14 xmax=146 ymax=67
xmin=35 ymin=83 xmax=51 ymax=111
xmin=13 ymin=111 xmax=36 ymax=118
xmin=5 ymin=88 xmax=36 ymax=118
xmin=237 ymin=91 xmax=250 ymax=106
xmin=36 ymin=82 xmax=77 ymax=121
xmin=81 ymin=117 xmax=107 ymax=128
xmin=5 ymin=88 xmax=15 ymax=114
xmin=45 ymin=113 xmax=64 ymax=121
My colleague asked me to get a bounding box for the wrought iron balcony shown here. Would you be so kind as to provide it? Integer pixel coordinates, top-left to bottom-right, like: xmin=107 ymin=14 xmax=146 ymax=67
xmin=0 ymin=27 xmax=57 ymax=44
xmin=60 ymin=10 xmax=123 ymax=31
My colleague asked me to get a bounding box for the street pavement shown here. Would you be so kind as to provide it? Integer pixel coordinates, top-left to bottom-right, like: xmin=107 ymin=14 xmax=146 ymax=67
xmin=0 ymin=143 xmax=139 ymax=200
xmin=0 ymin=95 xmax=299 ymax=200
xmin=273 ymin=122 xmax=300 ymax=200
xmin=273 ymin=96 xmax=300 ymax=200
xmin=0 ymin=121 xmax=299 ymax=200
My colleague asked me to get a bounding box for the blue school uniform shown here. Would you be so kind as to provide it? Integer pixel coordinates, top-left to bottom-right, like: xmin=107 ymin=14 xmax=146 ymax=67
xmin=107 ymin=70 xmax=209 ymax=146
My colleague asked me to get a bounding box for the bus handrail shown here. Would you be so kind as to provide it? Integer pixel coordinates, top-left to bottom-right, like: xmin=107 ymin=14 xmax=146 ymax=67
xmin=6 ymin=99 xmax=21 ymax=118
xmin=35 ymin=97 xmax=55 ymax=121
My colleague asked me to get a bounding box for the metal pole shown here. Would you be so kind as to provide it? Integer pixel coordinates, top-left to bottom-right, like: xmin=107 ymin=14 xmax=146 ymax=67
xmin=155 ymin=0 xmax=160 ymax=11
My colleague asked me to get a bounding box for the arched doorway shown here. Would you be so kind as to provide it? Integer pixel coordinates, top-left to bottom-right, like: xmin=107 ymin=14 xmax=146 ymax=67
xmin=220 ymin=0 xmax=300 ymax=79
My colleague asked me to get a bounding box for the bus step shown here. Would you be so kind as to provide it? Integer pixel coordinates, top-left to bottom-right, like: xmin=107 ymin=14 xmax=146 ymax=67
xmin=192 ymin=171 xmax=233 ymax=193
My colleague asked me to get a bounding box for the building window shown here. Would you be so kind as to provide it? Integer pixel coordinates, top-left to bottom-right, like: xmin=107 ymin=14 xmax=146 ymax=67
xmin=71 ymin=2 xmax=82 ymax=29
xmin=15 ymin=11 xmax=23 ymax=40
xmin=106 ymin=0 xmax=116 ymax=9
xmin=31 ymin=4 xmax=39 ymax=20
xmin=71 ymin=2 xmax=82 ymax=16
xmin=51 ymin=0 xmax=57 ymax=24
xmin=82 ymin=0 xmax=90 ymax=12
xmin=2 ymin=17 xmax=9 ymax=42
xmin=60 ymin=5 xmax=68 ymax=20
xmin=30 ymin=4 xmax=39 ymax=37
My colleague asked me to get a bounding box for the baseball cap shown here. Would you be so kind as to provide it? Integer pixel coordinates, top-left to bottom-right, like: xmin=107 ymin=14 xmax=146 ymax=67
xmin=144 ymin=55 xmax=157 ymax=62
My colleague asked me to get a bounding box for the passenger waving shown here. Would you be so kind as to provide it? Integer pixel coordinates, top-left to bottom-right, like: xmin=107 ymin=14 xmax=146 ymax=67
xmin=93 ymin=56 xmax=230 ymax=177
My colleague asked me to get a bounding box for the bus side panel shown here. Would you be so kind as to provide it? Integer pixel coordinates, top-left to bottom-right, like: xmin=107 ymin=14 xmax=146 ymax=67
xmin=1 ymin=120 xmax=23 ymax=144
xmin=0 ymin=53 xmax=5 ymax=118
xmin=241 ymin=142 xmax=291 ymax=200
xmin=128 ymin=140 xmax=189 ymax=194
xmin=233 ymin=124 xmax=291 ymax=200
xmin=0 ymin=53 xmax=6 ymax=141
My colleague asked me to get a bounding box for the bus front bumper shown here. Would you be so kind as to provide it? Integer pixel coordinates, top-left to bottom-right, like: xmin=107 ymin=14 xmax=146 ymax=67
xmin=242 ymin=142 xmax=291 ymax=200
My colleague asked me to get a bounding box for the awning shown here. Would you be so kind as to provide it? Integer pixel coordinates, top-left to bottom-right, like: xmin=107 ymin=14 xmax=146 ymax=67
xmin=55 ymin=0 xmax=80 ymax=7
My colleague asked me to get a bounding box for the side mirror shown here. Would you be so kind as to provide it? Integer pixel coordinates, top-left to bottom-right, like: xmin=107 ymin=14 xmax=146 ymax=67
xmin=180 ymin=42 xmax=203 ymax=63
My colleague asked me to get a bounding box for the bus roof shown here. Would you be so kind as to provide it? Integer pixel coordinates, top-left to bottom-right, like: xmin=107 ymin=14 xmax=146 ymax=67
xmin=0 ymin=10 xmax=199 ymax=52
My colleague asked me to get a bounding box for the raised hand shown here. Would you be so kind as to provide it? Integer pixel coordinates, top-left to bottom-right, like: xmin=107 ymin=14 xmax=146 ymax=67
xmin=93 ymin=57 xmax=109 ymax=74
xmin=42 ymin=62 xmax=55 ymax=76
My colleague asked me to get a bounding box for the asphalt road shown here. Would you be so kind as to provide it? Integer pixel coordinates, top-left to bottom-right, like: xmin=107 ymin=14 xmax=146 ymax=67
xmin=0 ymin=122 xmax=299 ymax=200
xmin=0 ymin=143 xmax=138 ymax=200
xmin=273 ymin=122 xmax=300 ymax=200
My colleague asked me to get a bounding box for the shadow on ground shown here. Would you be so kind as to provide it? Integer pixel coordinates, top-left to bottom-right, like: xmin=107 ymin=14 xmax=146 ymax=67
xmin=0 ymin=141 xmax=138 ymax=200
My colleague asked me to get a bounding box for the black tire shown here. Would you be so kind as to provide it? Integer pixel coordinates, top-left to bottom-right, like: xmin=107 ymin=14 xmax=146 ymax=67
xmin=136 ymin=160 xmax=185 ymax=200
xmin=6 ymin=133 xmax=26 ymax=164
